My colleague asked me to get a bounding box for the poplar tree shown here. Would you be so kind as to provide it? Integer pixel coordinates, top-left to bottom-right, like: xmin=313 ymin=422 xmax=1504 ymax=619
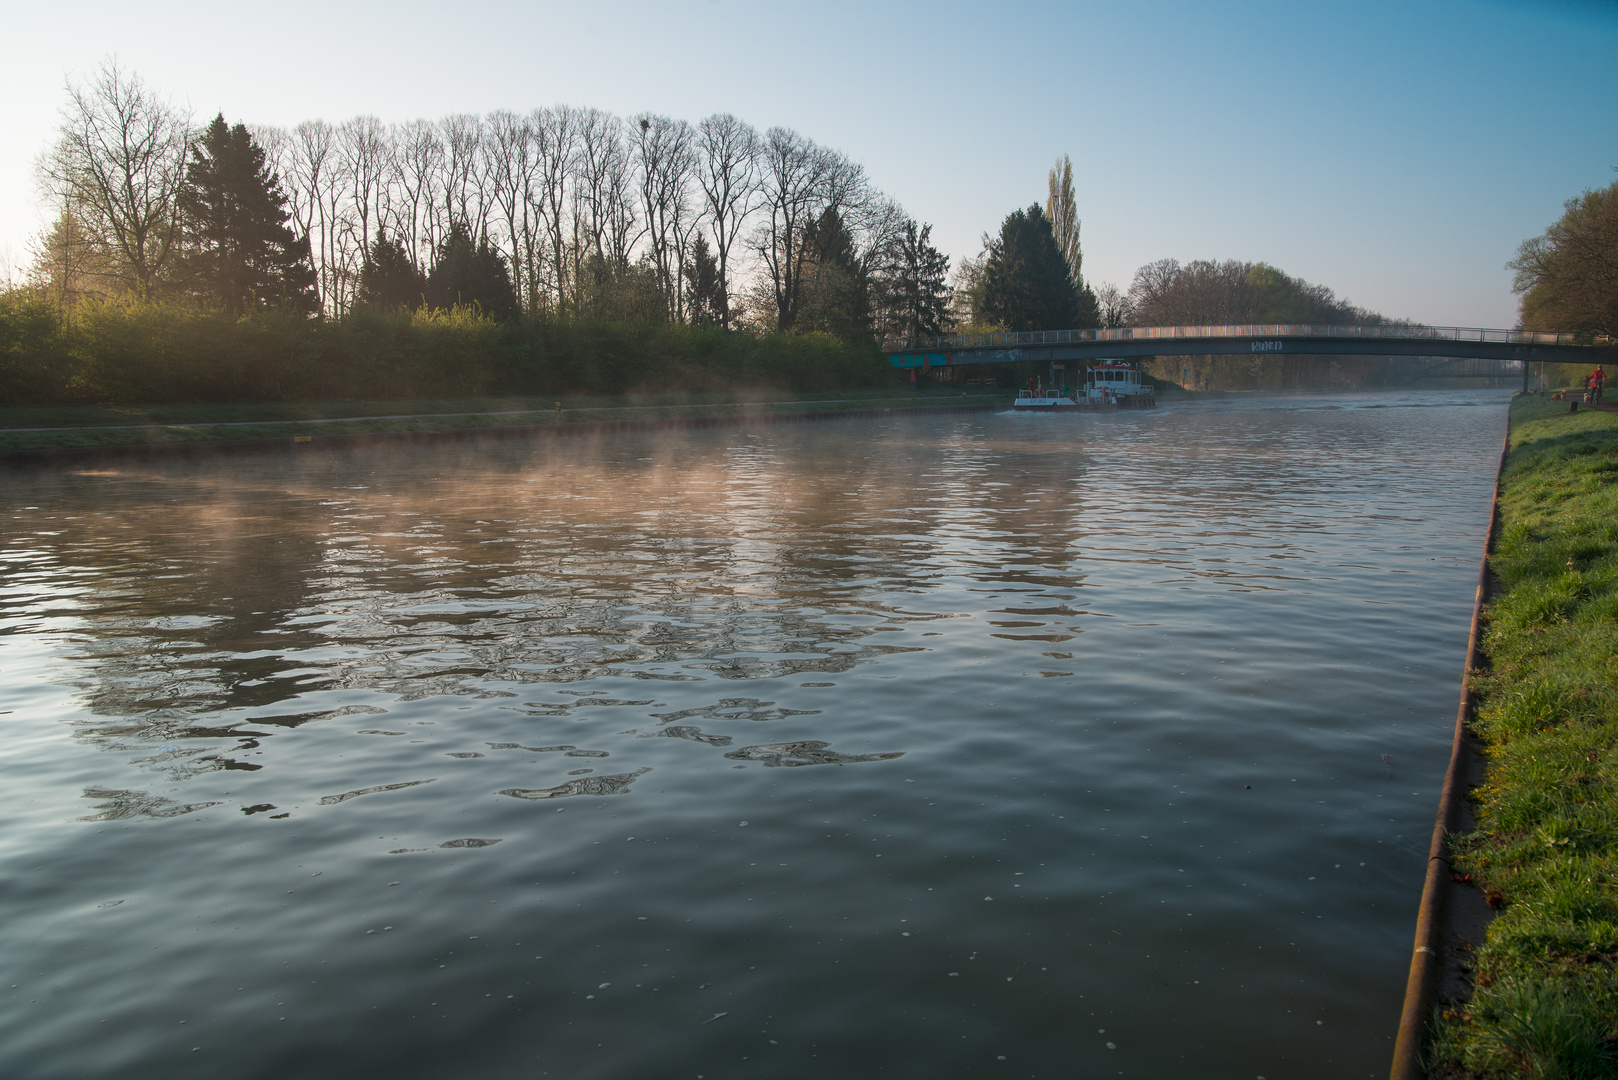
xmin=177 ymin=114 xmax=317 ymax=314
xmin=1046 ymin=155 xmax=1082 ymax=285
xmin=1046 ymin=154 xmax=1102 ymax=328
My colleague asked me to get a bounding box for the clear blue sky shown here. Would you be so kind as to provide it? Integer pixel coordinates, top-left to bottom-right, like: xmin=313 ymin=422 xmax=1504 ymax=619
xmin=2 ymin=0 xmax=1614 ymax=326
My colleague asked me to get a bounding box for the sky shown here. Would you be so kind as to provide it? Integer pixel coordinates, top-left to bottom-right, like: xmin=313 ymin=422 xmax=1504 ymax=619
xmin=1 ymin=0 xmax=1614 ymax=327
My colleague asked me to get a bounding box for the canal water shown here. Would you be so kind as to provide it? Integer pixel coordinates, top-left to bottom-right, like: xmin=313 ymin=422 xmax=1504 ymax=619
xmin=0 ymin=389 xmax=1507 ymax=1079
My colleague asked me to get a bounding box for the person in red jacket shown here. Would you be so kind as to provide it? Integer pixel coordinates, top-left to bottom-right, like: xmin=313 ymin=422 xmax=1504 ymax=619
xmin=1595 ymin=366 xmax=1607 ymax=404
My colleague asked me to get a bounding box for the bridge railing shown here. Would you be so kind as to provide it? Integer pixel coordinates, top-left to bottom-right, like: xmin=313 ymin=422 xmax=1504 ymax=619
xmin=880 ymin=324 xmax=1613 ymax=353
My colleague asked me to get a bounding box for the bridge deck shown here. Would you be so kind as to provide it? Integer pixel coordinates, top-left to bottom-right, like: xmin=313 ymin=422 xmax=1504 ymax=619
xmin=883 ymin=324 xmax=1614 ymax=368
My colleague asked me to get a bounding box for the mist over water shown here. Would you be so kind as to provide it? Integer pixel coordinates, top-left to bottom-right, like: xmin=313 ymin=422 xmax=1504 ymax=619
xmin=0 ymin=390 xmax=1507 ymax=1079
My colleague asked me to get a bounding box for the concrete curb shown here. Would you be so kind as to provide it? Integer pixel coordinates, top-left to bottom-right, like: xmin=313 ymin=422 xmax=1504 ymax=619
xmin=1388 ymin=424 xmax=1509 ymax=1079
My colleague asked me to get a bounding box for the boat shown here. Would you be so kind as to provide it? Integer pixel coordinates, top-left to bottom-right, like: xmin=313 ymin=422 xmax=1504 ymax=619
xmin=1009 ymin=360 xmax=1156 ymax=411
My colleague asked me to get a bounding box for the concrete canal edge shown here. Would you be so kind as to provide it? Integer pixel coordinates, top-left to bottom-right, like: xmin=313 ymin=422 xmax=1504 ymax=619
xmin=0 ymin=402 xmax=1002 ymax=467
xmin=1388 ymin=426 xmax=1510 ymax=1080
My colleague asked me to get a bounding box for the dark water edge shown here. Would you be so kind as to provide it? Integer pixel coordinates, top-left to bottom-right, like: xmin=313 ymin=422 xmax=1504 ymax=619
xmin=0 ymin=389 xmax=1508 ymax=1079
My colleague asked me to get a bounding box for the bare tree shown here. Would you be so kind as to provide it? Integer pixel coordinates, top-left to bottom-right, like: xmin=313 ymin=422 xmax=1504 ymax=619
xmin=633 ymin=113 xmax=696 ymax=320
xmin=440 ymin=114 xmax=486 ymax=237
xmin=819 ymin=147 xmax=872 ymax=229
xmin=571 ymin=108 xmax=619 ymax=261
xmin=601 ymin=132 xmax=641 ymax=272
xmin=282 ymin=119 xmax=349 ymax=312
xmin=300 ymin=119 xmax=363 ymax=313
xmin=753 ymin=126 xmax=832 ymax=331
xmin=37 ymin=59 xmax=191 ymax=298
xmin=1125 ymin=259 xmax=1252 ymax=325
xmin=338 ymin=116 xmax=389 ymax=268
xmin=852 ymin=194 xmax=907 ymax=276
xmin=486 ymin=110 xmax=542 ymax=309
xmin=531 ymin=106 xmax=577 ymax=310
xmin=1093 ymin=281 xmax=1131 ymax=328
xmin=392 ymin=119 xmax=444 ymax=271
xmin=250 ymin=123 xmax=291 ymax=179
xmin=694 ymin=114 xmax=759 ymax=327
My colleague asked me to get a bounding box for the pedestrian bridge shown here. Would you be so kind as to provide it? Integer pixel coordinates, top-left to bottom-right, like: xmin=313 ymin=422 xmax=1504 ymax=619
xmin=882 ymin=324 xmax=1613 ymax=379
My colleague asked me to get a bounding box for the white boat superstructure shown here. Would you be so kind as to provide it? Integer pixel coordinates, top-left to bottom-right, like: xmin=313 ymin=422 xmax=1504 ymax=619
xmin=1082 ymin=361 xmax=1155 ymax=408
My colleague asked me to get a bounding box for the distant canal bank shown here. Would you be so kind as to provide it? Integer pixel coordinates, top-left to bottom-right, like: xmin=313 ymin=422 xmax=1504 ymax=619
xmin=1423 ymin=394 xmax=1618 ymax=1078
xmin=0 ymin=388 xmax=1006 ymax=458
xmin=0 ymin=390 xmax=1506 ymax=1079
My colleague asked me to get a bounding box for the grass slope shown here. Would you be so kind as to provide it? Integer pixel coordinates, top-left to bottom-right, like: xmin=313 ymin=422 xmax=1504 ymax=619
xmin=1430 ymin=394 xmax=1618 ymax=1078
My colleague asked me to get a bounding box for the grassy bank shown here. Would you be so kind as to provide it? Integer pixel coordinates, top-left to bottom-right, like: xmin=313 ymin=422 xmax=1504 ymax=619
xmin=1428 ymin=394 xmax=1618 ymax=1078
xmin=0 ymin=386 xmax=1005 ymax=454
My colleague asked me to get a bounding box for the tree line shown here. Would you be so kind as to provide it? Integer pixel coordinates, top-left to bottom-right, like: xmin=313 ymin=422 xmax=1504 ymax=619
xmin=25 ymin=61 xmax=1392 ymax=353
xmin=8 ymin=59 xmax=1444 ymax=407
xmin=27 ymin=60 xmax=955 ymax=341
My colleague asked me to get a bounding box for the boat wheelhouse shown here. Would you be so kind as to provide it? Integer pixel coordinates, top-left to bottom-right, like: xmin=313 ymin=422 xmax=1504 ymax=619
xmin=1082 ymin=361 xmax=1156 ymax=408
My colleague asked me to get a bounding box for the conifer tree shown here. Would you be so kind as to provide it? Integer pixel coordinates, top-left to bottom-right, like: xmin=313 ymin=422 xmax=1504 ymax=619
xmin=796 ymin=207 xmax=872 ymax=342
xmin=682 ymin=235 xmax=724 ymax=326
xmin=357 ymin=231 xmax=427 ymax=310
xmin=877 ymin=220 xmax=951 ymax=338
xmin=177 ymin=114 xmax=318 ymax=314
xmin=424 ymin=222 xmax=519 ymax=320
xmin=980 ymin=205 xmax=1084 ymax=332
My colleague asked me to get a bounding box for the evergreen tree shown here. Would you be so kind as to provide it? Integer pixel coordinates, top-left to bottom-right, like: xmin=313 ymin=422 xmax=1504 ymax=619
xmin=877 ymin=219 xmax=951 ymax=338
xmin=796 ymin=207 xmax=872 ymax=343
xmin=683 ymin=235 xmax=725 ymax=326
xmin=424 ymin=222 xmax=519 ymax=320
xmin=980 ymin=205 xmax=1087 ymax=332
xmin=357 ymin=231 xmax=426 ymax=310
xmin=177 ymin=114 xmax=318 ymax=315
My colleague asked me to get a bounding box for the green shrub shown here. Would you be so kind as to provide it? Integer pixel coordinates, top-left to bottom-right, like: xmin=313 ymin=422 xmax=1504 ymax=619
xmin=0 ymin=294 xmax=889 ymax=405
xmin=0 ymin=290 xmax=71 ymax=403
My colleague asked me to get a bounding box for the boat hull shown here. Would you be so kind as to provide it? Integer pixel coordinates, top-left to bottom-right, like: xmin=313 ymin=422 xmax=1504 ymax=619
xmin=1011 ymin=402 xmax=1112 ymax=412
xmin=1011 ymin=397 xmax=1156 ymax=412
